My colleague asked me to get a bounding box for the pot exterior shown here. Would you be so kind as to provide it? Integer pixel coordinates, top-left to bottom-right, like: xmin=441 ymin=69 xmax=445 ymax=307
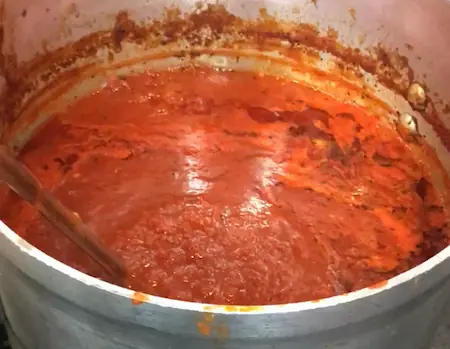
xmin=1 ymin=0 xmax=450 ymax=348
xmin=1 ymin=247 xmax=450 ymax=349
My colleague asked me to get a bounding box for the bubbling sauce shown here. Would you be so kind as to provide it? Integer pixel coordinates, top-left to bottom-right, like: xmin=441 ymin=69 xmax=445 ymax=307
xmin=1 ymin=67 xmax=449 ymax=305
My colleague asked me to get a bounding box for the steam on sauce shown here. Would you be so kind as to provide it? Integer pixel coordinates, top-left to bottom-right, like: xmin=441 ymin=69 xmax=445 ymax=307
xmin=1 ymin=67 xmax=449 ymax=305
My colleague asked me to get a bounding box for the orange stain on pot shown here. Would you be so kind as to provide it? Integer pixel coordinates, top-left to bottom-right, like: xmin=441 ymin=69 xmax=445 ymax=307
xmin=196 ymin=313 xmax=215 ymax=337
xmin=131 ymin=291 xmax=150 ymax=305
xmin=218 ymin=324 xmax=229 ymax=339
xmin=203 ymin=305 xmax=265 ymax=313
xmin=204 ymin=313 xmax=215 ymax=322
xmin=197 ymin=321 xmax=212 ymax=336
xmin=196 ymin=312 xmax=230 ymax=339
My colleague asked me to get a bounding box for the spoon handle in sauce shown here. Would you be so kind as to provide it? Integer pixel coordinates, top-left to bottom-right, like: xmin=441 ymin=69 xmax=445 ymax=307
xmin=0 ymin=146 xmax=125 ymax=284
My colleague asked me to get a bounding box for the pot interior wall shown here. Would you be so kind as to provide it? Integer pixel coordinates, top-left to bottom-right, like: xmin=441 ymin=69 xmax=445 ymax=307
xmin=1 ymin=0 xmax=450 ymax=168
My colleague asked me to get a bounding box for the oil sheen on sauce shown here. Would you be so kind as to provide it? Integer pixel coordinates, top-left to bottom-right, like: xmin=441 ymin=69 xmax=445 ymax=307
xmin=1 ymin=67 xmax=449 ymax=305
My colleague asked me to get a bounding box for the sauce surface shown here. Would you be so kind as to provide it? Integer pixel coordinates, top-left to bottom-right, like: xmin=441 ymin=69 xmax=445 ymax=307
xmin=1 ymin=67 xmax=449 ymax=305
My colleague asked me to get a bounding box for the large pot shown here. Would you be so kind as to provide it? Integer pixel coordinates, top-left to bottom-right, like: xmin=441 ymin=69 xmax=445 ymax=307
xmin=1 ymin=0 xmax=450 ymax=348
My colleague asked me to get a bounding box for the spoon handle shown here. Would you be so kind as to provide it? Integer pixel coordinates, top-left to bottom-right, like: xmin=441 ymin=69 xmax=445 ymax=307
xmin=0 ymin=146 xmax=125 ymax=283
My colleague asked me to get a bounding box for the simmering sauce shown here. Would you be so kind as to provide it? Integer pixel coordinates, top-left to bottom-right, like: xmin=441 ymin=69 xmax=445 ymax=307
xmin=1 ymin=67 xmax=449 ymax=305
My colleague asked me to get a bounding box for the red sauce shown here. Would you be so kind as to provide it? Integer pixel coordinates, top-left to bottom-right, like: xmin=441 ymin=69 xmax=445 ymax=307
xmin=1 ymin=67 xmax=449 ymax=305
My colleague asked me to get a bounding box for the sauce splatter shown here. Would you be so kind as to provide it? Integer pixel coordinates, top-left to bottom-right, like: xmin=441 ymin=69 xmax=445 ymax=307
xmin=197 ymin=321 xmax=212 ymax=337
xmin=1 ymin=67 xmax=449 ymax=305
xmin=131 ymin=291 xmax=149 ymax=305
xmin=197 ymin=313 xmax=215 ymax=336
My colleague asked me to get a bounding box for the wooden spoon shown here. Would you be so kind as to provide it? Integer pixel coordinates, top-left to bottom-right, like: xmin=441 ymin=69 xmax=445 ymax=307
xmin=0 ymin=146 xmax=125 ymax=284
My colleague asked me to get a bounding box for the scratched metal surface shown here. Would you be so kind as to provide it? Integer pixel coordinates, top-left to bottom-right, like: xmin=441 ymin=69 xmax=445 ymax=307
xmin=432 ymin=329 xmax=450 ymax=349
xmin=431 ymin=312 xmax=450 ymax=349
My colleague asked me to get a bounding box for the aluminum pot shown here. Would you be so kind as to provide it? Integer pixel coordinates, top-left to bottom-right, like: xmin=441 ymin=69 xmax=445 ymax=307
xmin=1 ymin=0 xmax=450 ymax=348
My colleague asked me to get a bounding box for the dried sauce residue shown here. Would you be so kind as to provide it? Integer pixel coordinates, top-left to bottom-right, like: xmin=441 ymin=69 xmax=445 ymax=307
xmin=111 ymin=11 xmax=146 ymax=52
xmin=349 ymin=8 xmax=356 ymax=21
xmin=1 ymin=67 xmax=449 ymax=306
xmin=131 ymin=291 xmax=149 ymax=305
xmin=0 ymin=5 xmax=412 ymax=121
xmin=197 ymin=321 xmax=211 ymax=337
xmin=197 ymin=313 xmax=215 ymax=337
xmin=3 ymin=4 xmax=450 ymax=152
xmin=405 ymin=43 xmax=414 ymax=51
xmin=443 ymin=103 xmax=450 ymax=115
xmin=197 ymin=312 xmax=228 ymax=338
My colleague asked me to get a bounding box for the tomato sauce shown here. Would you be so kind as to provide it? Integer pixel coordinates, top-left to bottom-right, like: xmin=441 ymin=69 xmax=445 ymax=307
xmin=1 ymin=67 xmax=449 ymax=305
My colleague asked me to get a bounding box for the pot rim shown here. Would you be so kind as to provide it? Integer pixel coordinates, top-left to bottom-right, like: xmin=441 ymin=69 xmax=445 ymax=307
xmin=1 ymin=219 xmax=447 ymax=315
